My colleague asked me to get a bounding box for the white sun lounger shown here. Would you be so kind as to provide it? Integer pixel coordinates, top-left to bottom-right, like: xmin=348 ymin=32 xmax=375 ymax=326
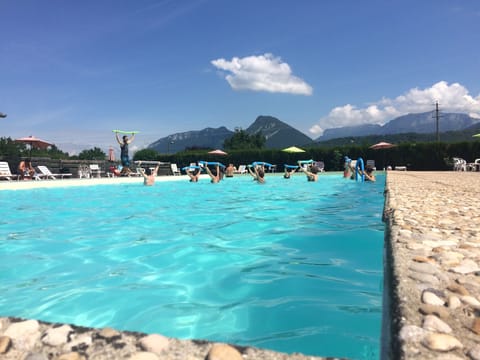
xmin=0 ymin=161 xmax=20 ymax=181
xmin=37 ymin=165 xmax=72 ymax=179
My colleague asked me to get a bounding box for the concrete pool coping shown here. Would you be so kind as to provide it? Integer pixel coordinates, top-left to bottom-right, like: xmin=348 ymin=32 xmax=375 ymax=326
xmin=1 ymin=171 xmax=478 ymax=359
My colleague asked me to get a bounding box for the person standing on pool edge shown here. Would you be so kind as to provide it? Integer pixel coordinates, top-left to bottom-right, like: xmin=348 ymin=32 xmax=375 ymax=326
xmin=115 ymin=132 xmax=135 ymax=175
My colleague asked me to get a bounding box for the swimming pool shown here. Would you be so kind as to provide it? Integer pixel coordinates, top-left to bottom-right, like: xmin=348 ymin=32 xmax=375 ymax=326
xmin=0 ymin=174 xmax=384 ymax=359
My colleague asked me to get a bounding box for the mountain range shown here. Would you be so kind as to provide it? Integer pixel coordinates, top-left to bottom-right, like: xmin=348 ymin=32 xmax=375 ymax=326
xmin=320 ymin=112 xmax=478 ymax=141
xmin=148 ymin=115 xmax=313 ymax=153
xmin=147 ymin=112 xmax=479 ymax=152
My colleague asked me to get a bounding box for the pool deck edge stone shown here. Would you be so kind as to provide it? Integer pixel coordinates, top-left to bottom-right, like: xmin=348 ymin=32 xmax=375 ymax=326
xmin=383 ymin=171 xmax=480 ymax=360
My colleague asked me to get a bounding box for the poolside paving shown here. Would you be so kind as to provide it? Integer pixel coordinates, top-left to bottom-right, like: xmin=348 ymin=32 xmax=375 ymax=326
xmin=383 ymin=171 xmax=480 ymax=359
xmin=1 ymin=171 xmax=479 ymax=359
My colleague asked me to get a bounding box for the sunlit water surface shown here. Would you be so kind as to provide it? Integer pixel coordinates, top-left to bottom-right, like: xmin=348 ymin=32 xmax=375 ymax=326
xmin=0 ymin=174 xmax=385 ymax=359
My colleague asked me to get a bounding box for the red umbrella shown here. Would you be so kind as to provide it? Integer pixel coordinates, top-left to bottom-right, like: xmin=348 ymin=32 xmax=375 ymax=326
xmin=369 ymin=141 xmax=396 ymax=150
xmin=208 ymin=149 xmax=228 ymax=155
xmin=15 ymin=135 xmax=53 ymax=157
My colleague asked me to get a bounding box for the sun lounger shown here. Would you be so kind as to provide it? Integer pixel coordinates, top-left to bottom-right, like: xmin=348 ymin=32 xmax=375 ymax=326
xmin=0 ymin=161 xmax=20 ymax=181
xmin=234 ymin=165 xmax=247 ymax=174
xmin=37 ymin=165 xmax=72 ymax=180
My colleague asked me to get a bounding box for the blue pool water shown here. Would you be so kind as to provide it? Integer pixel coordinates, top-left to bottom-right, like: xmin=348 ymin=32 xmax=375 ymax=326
xmin=0 ymin=174 xmax=385 ymax=359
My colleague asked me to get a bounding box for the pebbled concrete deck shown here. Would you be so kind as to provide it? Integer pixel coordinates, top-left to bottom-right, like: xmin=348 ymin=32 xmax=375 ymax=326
xmin=383 ymin=171 xmax=480 ymax=359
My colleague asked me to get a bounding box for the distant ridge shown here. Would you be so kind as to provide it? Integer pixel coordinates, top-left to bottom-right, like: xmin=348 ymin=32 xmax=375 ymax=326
xmin=147 ymin=116 xmax=313 ymax=152
xmin=317 ymin=111 xmax=478 ymax=141
xmin=148 ymin=126 xmax=233 ymax=153
xmin=147 ymin=112 xmax=479 ymax=153
xmin=245 ymin=115 xmax=313 ymax=149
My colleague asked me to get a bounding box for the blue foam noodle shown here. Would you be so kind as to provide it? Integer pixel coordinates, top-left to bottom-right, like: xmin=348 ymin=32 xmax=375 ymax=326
xmin=284 ymin=164 xmax=298 ymax=169
xmin=182 ymin=166 xmax=200 ymax=171
xmin=252 ymin=161 xmax=272 ymax=167
xmin=298 ymin=159 xmax=314 ymax=164
xmin=206 ymin=161 xmax=225 ymax=167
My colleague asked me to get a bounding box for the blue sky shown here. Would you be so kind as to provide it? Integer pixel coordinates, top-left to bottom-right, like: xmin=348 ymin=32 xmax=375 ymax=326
xmin=1 ymin=0 xmax=479 ymax=154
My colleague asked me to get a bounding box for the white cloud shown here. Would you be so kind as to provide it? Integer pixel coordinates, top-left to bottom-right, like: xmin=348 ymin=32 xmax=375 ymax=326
xmin=309 ymin=81 xmax=480 ymax=136
xmin=211 ymin=53 xmax=313 ymax=95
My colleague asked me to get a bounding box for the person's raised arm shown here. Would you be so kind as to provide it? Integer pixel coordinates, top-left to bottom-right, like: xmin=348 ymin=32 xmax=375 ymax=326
xmin=186 ymin=169 xmax=194 ymax=180
xmin=139 ymin=167 xmax=147 ymax=179
xmin=127 ymin=133 xmax=136 ymax=144
xmin=115 ymin=132 xmax=122 ymax=145
xmin=247 ymin=165 xmax=256 ymax=178
xmin=297 ymin=161 xmax=306 ymax=173
xmin=205 ymin=166 xmax=214 ymax=179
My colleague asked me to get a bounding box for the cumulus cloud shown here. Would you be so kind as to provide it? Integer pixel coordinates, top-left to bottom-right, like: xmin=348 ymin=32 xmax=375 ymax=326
xmin=309 ymin=81 xmax=480 ymax=136
xmin=211 ymin=53 xmax=313 ymax=95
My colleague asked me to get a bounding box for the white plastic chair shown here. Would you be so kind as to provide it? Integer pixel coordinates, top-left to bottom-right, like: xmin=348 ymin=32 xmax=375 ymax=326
xmin=234 ymin=165 xmax=247 ymax=174
xmin=89 ymin=164 xmax=104 ymax=178
xmin=171 ymin=163 xmax=180 ymax=176
xmin=452 ymin=157 xmax=467 ymax=171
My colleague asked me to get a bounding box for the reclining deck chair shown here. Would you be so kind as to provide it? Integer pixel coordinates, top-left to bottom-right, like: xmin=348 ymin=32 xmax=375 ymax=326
xmin=0 ymin=162 xmax=20 ymax=181
xmin=37 ymin=165 xmax=73 ymax=180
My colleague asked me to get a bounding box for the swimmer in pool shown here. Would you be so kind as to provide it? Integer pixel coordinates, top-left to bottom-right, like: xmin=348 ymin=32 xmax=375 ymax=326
xmin=247 ymin=164 xmax=265 ymax=184
xmin=283 ymin=165 xmax=297 ymax=179
xmin=205 ymin=163 xmax=221 ymax=183
xmin=138 ymin=162 xmax=160 ymax=186
xmin=361 ymin=166 xmax=376 ymax=182
xmin=297 ymin=161 xmax=319 ymax=182
xmin=186 ymin=167 xmax=202 ymax=182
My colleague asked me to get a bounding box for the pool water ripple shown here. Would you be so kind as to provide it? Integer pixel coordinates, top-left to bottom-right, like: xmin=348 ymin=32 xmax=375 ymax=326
xmin=0 ymin=174 xmax=384 ymax=359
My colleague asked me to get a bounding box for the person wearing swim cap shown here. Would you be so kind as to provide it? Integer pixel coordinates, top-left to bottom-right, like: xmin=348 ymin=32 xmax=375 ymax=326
xmin=344 ymin=156 xmax=352 ymax=178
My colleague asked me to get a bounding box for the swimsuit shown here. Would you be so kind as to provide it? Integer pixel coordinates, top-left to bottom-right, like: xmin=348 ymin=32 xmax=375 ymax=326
xmin=120 ymin=143 xmax=129 ymax=166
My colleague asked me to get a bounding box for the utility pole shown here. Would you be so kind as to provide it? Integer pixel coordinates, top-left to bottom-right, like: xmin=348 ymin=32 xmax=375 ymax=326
xmin=434 ymin=102 xmax=440 ymax=142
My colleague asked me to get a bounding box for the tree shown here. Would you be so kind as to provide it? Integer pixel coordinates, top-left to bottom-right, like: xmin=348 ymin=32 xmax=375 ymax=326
xmin=78 ymin=147 xmax=106 ymax=160
xmin=223 ymin=129 xmax=266 ymax=150
xmin=0 ymin=137 xmax=23 ymax=158
xmin=133 ymin=148 xmax=159 ymax=161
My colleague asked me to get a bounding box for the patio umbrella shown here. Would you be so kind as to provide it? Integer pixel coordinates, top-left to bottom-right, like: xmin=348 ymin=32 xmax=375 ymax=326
xmin=282 ymin=146 xmax=306 ymax=153
xmin=473 ymin=133 xmax=480 ymax=138
xmin=369 ymin=141 xmax=396 ymax=150
xmin=208 ymin=149 xmax=228 ymax=155
xmin=15 ymin=135 xmax=53 ymax=157
xmin=369 ymin=141 xmax=396 ymax=169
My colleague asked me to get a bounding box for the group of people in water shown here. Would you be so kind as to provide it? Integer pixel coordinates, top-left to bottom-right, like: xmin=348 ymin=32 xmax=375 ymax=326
xmin=343 ymin=157 xmax=376 ymax=182
xmin=15 ymin=131 xmax=375 ymax=186
xmin=181 ymin=160 xmax=322 ymax=185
